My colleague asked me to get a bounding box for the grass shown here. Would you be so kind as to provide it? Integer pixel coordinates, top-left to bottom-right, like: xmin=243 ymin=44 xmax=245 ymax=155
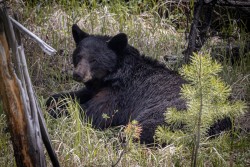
xmin=13 ymin=0 xmax=186 ymax=97
xmin=1 ymin=0 xmax=250 ymax=166
xmin=40 ymin=99 xmax=179 ymax=167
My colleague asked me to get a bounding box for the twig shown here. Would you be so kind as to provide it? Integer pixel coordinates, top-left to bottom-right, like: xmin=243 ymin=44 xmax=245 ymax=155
xmin=112 ymin=149 xmax=127 ymax=167
xmin=9 ymin=16 xmax=56 ymax=56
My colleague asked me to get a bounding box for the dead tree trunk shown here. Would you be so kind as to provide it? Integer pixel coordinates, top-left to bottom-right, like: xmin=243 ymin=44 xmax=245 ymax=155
xmin=183 ymin=0 xmax=250 ymax=62
xmin=0 ymin=2 xmax=59 ymax=167
xmin=0 ymin=19 xmax=46 ymax=167
xmin=184 ymin=0 xmax=216 ymax=63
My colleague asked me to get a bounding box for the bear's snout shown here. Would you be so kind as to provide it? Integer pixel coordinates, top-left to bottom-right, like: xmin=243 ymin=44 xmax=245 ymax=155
xmin=73 ymin=59 xmax=92 ymax=82
xmin=73 ymin=70 xmax=92 ymax=82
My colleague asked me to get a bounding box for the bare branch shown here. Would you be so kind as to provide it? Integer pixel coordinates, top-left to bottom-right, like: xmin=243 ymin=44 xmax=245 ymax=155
xmin=9 ymin=17 xmax=57 ymax=56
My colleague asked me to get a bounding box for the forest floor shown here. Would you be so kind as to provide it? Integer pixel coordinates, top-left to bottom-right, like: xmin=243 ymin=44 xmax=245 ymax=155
xmin=0 ymin=0 xmax=250 ymax=166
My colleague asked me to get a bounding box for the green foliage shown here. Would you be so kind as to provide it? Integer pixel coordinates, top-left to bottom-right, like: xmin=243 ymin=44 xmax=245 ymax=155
xmin=0 ymin=107 xmax=16 ymax=166
xmin=156 ymin=53 xmax=247 ymax=166
xmin=3 ymin=1 xmax=250 ymax=166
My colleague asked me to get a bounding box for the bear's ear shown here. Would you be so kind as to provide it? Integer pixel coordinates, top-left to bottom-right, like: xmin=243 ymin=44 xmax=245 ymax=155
xmin=108 ymin=33 xmax=128 ymax=53
xmin=72 ymin=24 xmax=89 ymax=45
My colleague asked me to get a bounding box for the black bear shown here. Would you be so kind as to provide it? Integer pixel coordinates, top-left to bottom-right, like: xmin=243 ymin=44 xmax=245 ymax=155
xmin=46 ymin=24 xmax=230 ymax=144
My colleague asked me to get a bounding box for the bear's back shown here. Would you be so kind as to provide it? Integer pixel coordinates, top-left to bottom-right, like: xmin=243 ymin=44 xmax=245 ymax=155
xmin=118 ymin=62 xmax=186 ymax=121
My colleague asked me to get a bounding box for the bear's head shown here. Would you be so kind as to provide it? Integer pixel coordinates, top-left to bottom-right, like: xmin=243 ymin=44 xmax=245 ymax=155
xmin=71 ymin=24 xmax=128 ymax=83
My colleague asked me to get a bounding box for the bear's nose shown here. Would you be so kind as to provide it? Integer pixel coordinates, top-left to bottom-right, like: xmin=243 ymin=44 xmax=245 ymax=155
xmin=73 ymin=72 xmax=83 ymax=82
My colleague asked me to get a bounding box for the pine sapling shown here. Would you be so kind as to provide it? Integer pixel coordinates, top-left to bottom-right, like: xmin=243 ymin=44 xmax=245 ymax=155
xmin=155 ymin=53 xmax=246 ymax=166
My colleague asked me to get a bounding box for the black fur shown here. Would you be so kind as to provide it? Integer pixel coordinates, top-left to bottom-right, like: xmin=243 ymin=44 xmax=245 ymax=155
xmin=46 ymin=24 xmax=231 ymax=144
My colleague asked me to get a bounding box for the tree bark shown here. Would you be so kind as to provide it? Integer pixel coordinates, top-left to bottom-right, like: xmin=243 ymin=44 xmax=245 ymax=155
xmin=0 ymin=26 xmax=46 ymax=167
xmin=0 ymin=4 xmax=52 ymax=166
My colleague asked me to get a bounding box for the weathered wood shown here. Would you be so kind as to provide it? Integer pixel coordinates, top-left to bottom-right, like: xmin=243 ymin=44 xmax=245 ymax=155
xmin=17 ymin=45 xmax=60 ymax=167
xmin=182 ymin=0 xmax=250 ymax=62
xmin=0 ymin=3 xmax=60 ymax=166
xmin=0 ymin=4 xmax=47 ymax=166
xmin=0 ymin=27 xmax=44 ymax=167
xmin=12 ymin=12 xmax=60 ymax=167
xmin=170 ymin=0 xmax=250 ymax=6
xmin=9 ymin=16 xmax=57 ymax=56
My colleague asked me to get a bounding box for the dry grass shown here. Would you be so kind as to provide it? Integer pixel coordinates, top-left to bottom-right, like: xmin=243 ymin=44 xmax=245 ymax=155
xmin=0 ymin=0 xmax=249 ymax=166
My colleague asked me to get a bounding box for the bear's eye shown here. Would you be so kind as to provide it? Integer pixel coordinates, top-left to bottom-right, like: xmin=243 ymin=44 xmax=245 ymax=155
xmin=89 ymin=59 xmax=97 ymax=63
